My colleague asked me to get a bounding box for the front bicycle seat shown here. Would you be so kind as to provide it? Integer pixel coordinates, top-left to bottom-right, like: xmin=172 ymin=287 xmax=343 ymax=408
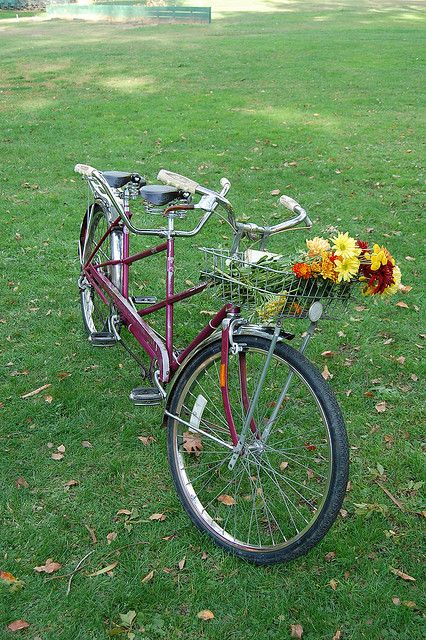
xmin=140 ymin=184 xmax=180 ymax=206
xmin=101 ymin=171 xmax=134 ymax=189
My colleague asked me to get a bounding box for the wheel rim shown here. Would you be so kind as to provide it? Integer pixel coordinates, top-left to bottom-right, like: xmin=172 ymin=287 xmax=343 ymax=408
xmin=171 ymin=343 xmax=334 ymax=552
xmin=81 ymin=209 xmax=112 ymax=334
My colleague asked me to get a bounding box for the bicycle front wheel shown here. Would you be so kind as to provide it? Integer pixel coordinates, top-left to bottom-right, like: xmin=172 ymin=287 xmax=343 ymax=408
xmin=80 ymin=204 xmax=122 ymax=336
xmin=167 ymin=335 xmax=348 ymax=565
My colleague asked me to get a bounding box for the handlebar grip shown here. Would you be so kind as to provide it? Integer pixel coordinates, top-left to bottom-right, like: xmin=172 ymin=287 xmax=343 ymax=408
xmin=75 ymin=163 xmax=96 ymax=177
xmin=157 ymin=169 xmax=199 ymax=195
xmin=279 ymin=194 xmax=302 ymax=213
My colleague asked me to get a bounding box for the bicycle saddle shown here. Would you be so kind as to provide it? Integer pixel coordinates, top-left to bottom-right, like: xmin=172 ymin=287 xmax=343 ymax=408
xmin=140 ymin=184 xmax=181 ymax=206
xmin=101 ymin=171 xmax=145 ymax=189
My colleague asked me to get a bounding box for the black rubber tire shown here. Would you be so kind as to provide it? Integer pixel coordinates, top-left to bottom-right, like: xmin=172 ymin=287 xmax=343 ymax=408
xmin=167 ymin=335 xmax=349 ymax=565
xmin=79 ymin=203 xmax=122 ymax=338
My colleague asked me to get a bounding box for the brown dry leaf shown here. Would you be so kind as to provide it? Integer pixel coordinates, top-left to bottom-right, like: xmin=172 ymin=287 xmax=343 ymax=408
xmin=7 ymin=620 xmax=30 ymax=632
xmin=217 ymin=494 xmax=236 ymax=506
xmin=57 ymin=444 xmax=65 ymax=453
xmin=137 ymin=435 xmax=155 ymax=446
xmin=182 ymin=431 xmax=203 ymax=455
xmin=270 ymin=189 xmax=280 ymax=196
xmin=329 ymin=578 xmax=339 ymax=591
xmin=392 ymin=597 xmax=401 ymax=605
xmin=81 ymin=440 xmax=92 ymax=448
xmin=85 ymin=525 xmax=97 ymax=544
xmin=322 ymin=365 xmax=333 ymax=380
xmin=325 ymin=551 xmax=336 ymax=562
xmin=87 ymin=561 xmax=118 ymax=577
xmin=399 ymin=284 xmax=412 ymax=293
xmin=321 ymin=350 xmax=335 ymax=358
xmin=403 ymin=601 xmax=417 ymax=609
xmin=411 ymin=374 xmax=418 ymax=382
xmin=0 ymin=571 xmax=18 ymax=584
xmin=21 ymin=383 xmax=51 ymax=399
xmin=396 ymin=301 xmax=409 ymax=309
xmin=405 ymin=256 xmax=415 ymax=261
xmin=201 ymin=551 xmax=209 ymax=560
xmin=57 ymin=371 xmax=70 ymax=380
xmin=141 ymin=569 xmax=155 ymax=584
xmin=280 ymin=461 xmax=289 ymax=471
xmin=178 ymin=556 xmax=186 ymax=571
xmin=332 ymin=631 xmax=342 ymax=640
xmin=34 ymin=558 xmax=62 ymax=574
xmin=64 ymin=479 xmax=78 ymax=487
xmin=106 ymin=532 xmax=117 ymax=544
xmin=290 ymin=623 xmax=304 ymax=638
xmin=149 ymin=513 xmax=166 ymax=521
xmin=116 ymin=509 xmax=132 ymax=516
xmin=44 ymin=394 xmax=53 ymax=404
xmin=375 ymin=401 xmax=387 ymax=413
xmin=51 ymin=452 xmax=64 ymax=461
xmin=307 ymin=468 xmax=314 ymax=480
xmin=15 ymin=476 xmax=29 ymax=489
xmin=197 ymin=610 xmax=215 ymax=621
xmin=339 ymin=509 xmax=348 ymax=519
xmin=396 ymin=356 xmax=405 ymax=364
xmin=390 ymin=567 xmax=415 ymax=582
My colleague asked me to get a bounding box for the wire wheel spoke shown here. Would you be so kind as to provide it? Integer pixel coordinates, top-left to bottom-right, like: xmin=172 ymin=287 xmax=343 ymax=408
xmin=168 ymin=336 xmax=342 ymax=556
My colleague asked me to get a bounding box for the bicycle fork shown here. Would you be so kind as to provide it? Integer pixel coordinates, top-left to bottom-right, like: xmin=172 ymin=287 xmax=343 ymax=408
xmin=222 ymin=302 xmax=324 ymax=470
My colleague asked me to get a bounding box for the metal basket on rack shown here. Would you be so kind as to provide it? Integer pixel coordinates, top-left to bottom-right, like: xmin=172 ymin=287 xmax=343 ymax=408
xmin=200 ymin=247 xmax=352 ymax=320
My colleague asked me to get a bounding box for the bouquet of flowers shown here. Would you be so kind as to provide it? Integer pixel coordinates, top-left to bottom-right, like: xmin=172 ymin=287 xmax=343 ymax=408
xmin=206 ymin=232 xmax=401 ymax=321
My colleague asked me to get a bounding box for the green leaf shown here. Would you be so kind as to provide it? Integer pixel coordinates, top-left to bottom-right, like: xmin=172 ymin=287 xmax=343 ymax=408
xmin=119 ymin=611 xmax=137 ymax=629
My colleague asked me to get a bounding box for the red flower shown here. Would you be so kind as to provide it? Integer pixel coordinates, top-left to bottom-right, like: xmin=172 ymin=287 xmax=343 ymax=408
xmin=360 ymin=259 xmax=395 ymax=294
xmin=356 ymin=239 xmax=369 ymax=255
xmin=292 ymin=262 xmax=311 ymax=279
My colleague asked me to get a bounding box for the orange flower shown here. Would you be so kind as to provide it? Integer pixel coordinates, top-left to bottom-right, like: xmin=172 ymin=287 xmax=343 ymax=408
xmin=292 ymin=262 xmax=311 ymax=279
xmin=320 ymin=252 xmax=338 ymax=282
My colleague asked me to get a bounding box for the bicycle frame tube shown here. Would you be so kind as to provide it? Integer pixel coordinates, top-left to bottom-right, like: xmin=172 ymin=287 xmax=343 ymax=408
xmin=82 ymin=216 xmax=236 ymax=383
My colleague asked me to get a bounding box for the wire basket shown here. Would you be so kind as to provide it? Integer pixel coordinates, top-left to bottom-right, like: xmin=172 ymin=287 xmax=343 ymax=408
xmin=200 ymin=247 xmax=352 ymax=320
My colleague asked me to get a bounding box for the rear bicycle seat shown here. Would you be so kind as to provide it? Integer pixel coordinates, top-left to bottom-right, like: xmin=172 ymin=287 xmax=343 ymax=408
xmin=140 ymin=184 xmax=181 ymax=206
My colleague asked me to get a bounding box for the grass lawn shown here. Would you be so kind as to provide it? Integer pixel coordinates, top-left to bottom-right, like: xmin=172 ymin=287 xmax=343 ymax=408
xmin=0 ymin=1 xmax=425 ymax=638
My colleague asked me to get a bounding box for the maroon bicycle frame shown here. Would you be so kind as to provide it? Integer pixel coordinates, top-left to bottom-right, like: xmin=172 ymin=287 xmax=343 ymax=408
xmin=82 ymin=214 xmax=238 ymax=385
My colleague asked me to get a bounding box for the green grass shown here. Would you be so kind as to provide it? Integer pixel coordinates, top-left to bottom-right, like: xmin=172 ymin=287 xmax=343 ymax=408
xmin=0 ymin=10 xmax=38 ymax=20
xmin=0 ymin=1 xmax=425 ymax=638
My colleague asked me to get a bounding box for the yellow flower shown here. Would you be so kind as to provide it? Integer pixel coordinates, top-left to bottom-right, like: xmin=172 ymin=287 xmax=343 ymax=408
xmin=306 ymin=236 xmax=331 ymax=257
xmin=381 ymin=265 xmax=402 ymax=296
xmin=257 ymin=293 xmax=287 ymax=321
xmin=334 ymin=256 xmax=360 ymax=282
xmin=331 ymin=232 xmax=361 ymax=260
xmin=365 ymin=244 xmax=393 ymax=271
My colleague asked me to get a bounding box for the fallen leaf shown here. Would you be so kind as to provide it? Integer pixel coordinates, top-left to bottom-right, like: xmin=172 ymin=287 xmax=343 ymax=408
xmin=137 ymin=435 xmax=155 ymax=446
xmin=34 ymin=558 xmax=62 ymax=574
xmin=201 ymin=551 xmax=209 ymax=560
xmin=178 ymin=556 xmax=186 ymax=571
xmin=290 ymin=623 xmax=304 ymax=638
xmin=182 ymin=431 xmax=203 ymax=455
xmin=392 ymin=597 xmax=401 ymax=605
xmin=403 ymin=601 xmax=417 ymax=609
xmin=390 ymin=567 xmax=415 ymax=582
xmin=119 ymin=610 xmax=137 ymax=628
xmin=375 ymin=401 xmax=387 ymax=413
xmin=270 ymin=189 xmax=280 ymax=196
xmin=321 ymin=350 xmax=334 ymax=358
xmin=332 ymin=631 xmax=342 ymax=640
xmin=217 ymin=494 xmax=236 ymax=506
xmin=149 ymin=513 xmax=166 ymax=521
xmin=81 ymin=440 xmax=92 ymax=448
xmin=329 ymin=578 xmax=338 ymax=590
xmin=396 ymin=301 xmax=409 ymax=309
xmin=197 ymin=610 xmax=214 ymax=621
xmin=15 ymin=476 xmax=29 ymax=489
xmin=57 ymin=444 xmax=65 ymax=453
xmin=7 ymin=620 xmax=30 ymax=632
xmin=141 ymin=569 xmax=155 ymax=583
xmin=322 ymin=365 xmax=333 ymax=380
xmin=410 ymin=374 xmax=418 ymax=381
xmin=44 ymin=394 xmax=53 ymax=404
xmin=399 ymin=284 xmax=412 ymax=293
xmin=87 ymin=561 xmax=118 ymax=577
xmin=396 ymin=356 xmax=405 ymax=364
xmin=57 ymin=371 xmax=70 ymax=380
xmin=339 ymin=508 xmax=348 ymax=518
xmin=64 ymin=479 xmax=78 ymax=487
xmin=280 ymin=461 xmax=289 ymax=471
xmin=21 ymin=384 xmax=51 ymax=399
xmin=107 ymin=532 xmax=117 ymax=544
xmin=404 ymin=256 xmax=415 ymax=261
xmin=116 ymin=509 xmax=132 ymax=516
xmin=85 ymin=525 xmax=97 ymax=544
xmin=325 ymin=551 xmax=336 ymax=562
xmin=0 ymin=571 xmax=19 ymax=584
xmin=51 ymin=452 xmax=64 ymax=461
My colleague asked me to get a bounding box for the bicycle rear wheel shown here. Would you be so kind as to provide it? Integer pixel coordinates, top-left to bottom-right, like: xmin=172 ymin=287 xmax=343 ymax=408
xmin=167 ymin=335 xmax=348 ymax=565
xmin=79 ymin=203 xmax=123 ymax=336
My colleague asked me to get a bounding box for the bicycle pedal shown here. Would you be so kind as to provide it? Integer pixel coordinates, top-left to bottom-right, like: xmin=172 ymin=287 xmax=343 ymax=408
xmin=89 ymin=332 xmax=117 ymax=347
xmin=133 ymin=296 xmax=158 ymax=305
xmin=130 ymin=387 xmax=163 ymax=406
